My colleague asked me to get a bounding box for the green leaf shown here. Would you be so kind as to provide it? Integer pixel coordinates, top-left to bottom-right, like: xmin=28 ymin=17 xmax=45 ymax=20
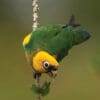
xmin=40 ymin=81 xmax=51 ymax=96
xmin=31 ymin=81 xmax=51 ymax=96
xmin=31 ymin=84 xmax=42 ymax=94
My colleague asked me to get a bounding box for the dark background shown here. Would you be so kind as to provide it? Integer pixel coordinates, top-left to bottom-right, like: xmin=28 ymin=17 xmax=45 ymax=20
xmin=0 ymin=0 xmax=100 ymax=100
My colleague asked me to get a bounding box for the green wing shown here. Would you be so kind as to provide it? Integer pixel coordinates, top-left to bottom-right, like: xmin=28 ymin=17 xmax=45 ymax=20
xmin=24 ymin=24 xmax=74 ymax=61
xmin=24 ymin=24 xmax=90 ymax=62
xmin=25 ymin=24 xmax=62 ymax=53
xmin=43 ymin=25 xmax=74 ymax=61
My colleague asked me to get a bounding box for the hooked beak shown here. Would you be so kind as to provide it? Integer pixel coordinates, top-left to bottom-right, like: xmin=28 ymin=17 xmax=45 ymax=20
xmin=47 ymin=70 xmax=58 ymax=78
xmin=47 ymin=67 xmax=58 ymax=78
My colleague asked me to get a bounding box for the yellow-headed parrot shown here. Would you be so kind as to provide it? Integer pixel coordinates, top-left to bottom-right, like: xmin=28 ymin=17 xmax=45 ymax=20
xmin=22 ymin=16 xmax=91 ymax=78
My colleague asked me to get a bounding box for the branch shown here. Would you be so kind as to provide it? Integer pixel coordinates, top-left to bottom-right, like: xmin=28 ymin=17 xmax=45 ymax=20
xmin=35 ymin=74 xmax=41 ymax=100
xmin=32 ymin=0 xmax=41 ymax=100
xmin=32 ymin=1 xmax=51 ymax=99
xmin=32 ymin=0 xmax=39 ymax=31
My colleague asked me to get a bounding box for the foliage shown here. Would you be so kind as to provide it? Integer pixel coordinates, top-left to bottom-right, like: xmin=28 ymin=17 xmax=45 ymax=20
xmin=31 ymin=81 xmax=51 ymax=96
xmin=92 ymin=54 xmax=100 ymax=70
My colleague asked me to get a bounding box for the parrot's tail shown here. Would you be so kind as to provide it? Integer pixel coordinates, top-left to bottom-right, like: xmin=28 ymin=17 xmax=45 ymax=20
xmin=73 ymin=29 xmax=91 ymax=45
xmin=63 ymin=15 xmax=80 ymax=28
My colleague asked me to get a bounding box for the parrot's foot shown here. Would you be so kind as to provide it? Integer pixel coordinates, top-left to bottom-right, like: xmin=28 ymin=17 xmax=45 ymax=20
xmin=33 ymin=72 xmax=41 ymax=79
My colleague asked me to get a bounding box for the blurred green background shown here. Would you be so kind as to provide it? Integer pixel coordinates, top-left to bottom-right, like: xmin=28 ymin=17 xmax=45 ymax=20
xmin=0 ymin=0 xmax=100 ymax=100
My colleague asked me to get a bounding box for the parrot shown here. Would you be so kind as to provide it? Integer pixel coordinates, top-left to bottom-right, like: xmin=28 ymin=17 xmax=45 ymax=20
xmin=22 ymin=15 xmax=91 ymax=78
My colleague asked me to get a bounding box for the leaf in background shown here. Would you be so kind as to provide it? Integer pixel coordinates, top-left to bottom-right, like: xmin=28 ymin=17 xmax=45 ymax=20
xmin=31 ymin=84 xmax=42 ymax=94
xmin=31 ymin=81 xmax=51 ymax=96
xmin=40 ymin=81 xmax=51 ymax=96
xmin=92 ymin=54 xmax=100 ymax=74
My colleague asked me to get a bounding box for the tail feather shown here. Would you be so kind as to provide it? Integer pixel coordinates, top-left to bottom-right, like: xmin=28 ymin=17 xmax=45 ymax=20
xmin=73 ymin=29 xmax=91 ymax=45
xmin=77 ymin=29 xmax=91 ymax=40
xmin=69 ymin=15 xmax=80 ymax=27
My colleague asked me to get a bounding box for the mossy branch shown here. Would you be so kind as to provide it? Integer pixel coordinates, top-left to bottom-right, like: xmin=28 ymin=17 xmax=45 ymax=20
xmin=32 ymin=1 xmax=52 ymax=99
xmin=35 ymin=74 xmax=41 ymax=100
xmin=32 ymin=0 xmax=40 ymax=99
xmin=32 ymin=0 xmax=39 ymax=31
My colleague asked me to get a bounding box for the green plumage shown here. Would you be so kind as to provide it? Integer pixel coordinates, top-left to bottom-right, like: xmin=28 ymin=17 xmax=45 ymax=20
xmin=23 ymin=16 xmax=90 ymax=62
xmin=23 ymin=25 xmax=90 ymax=62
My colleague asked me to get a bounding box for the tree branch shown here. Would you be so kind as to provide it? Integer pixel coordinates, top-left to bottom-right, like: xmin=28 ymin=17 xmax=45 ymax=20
xmin=32 ymin=0 xmax=40 ymax=100
xmin=32 ymin=0 xmax=39 ymax=31
xmin=35 ymin=74 xmax=41 ymax=100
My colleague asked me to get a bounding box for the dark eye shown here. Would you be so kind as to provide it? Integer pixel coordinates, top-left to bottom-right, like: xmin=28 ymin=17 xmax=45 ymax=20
xmin=43 ymin=61 xmax=50 ymax=69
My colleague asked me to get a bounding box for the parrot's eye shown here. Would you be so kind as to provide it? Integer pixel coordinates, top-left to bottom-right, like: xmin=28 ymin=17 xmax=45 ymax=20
xmin=43 ymin=61 xmax=50 ymax=69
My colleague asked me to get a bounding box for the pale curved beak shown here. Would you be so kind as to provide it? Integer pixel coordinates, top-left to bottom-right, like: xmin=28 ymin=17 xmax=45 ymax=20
xmin=47 ymin=69 xmax=58 ymax=78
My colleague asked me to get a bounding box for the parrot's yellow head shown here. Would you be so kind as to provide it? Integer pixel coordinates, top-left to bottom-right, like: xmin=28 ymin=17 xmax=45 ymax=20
xmin=32 ymin=51 xmax=59 ymax=77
